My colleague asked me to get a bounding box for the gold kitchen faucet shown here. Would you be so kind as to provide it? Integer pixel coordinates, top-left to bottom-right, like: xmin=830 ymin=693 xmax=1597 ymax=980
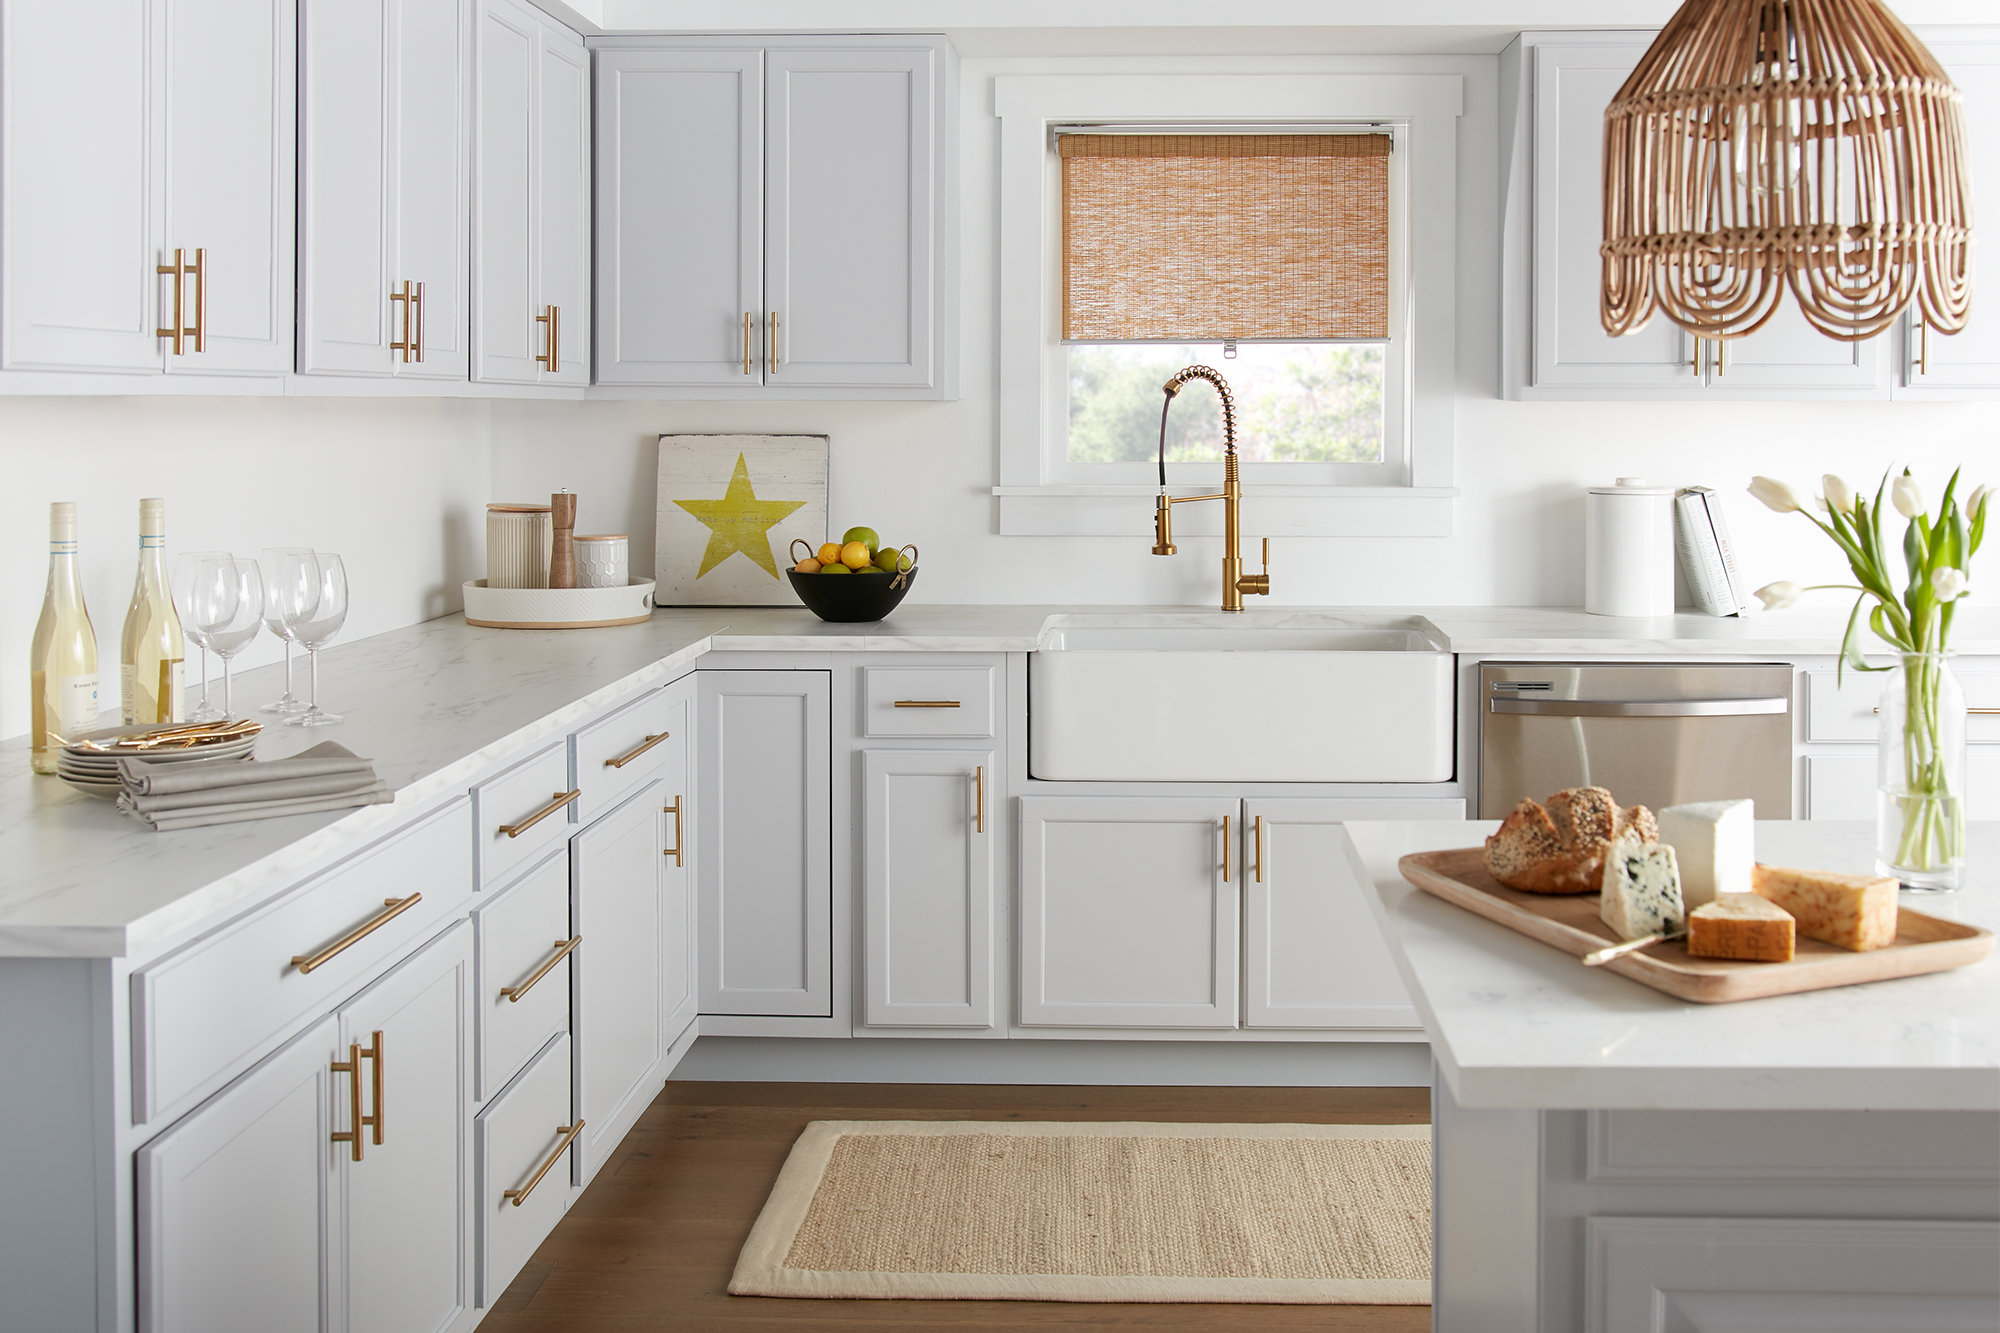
xmin=1150 ymin=364 xmax=1272 ymax=613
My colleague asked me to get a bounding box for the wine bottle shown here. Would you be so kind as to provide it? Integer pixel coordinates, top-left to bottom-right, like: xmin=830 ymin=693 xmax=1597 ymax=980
xmin=120 ymin=497 xmax=185 ymax=726
xmin=29 ymin=502 xmax=99 ymax=774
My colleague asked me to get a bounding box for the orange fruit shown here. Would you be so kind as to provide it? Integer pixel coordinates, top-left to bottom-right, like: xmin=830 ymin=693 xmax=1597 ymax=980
xmin=794 ymin=557 xmax=822 ymax=573
xmin=840 ymin=541 xmax=872 ymax=569
xmin=816 ymin=542 xmax=843 ymax=566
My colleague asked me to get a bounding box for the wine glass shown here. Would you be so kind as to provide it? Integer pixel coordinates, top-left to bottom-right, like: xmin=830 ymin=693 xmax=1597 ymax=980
xmin=192 ymin=557 xmax=263 ymax=720
xmin=282 ymin=552 xmax=348 ymax=728
xmin=171 ymin=550 xmax=231 ymax=723
xmin=258 ymin=547 xmax=316 ymax=715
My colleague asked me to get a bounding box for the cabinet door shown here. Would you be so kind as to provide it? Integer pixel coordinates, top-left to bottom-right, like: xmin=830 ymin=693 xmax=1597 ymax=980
xmin=159 ymin=0 xmax=294 ymax=376
xmin=1710 ymin=297 xmax=1885 ymax=394
xmin=594 ymin=47 xmax=762 ymax=385
xmin=534 ymin=18 xmax=590 ymax=386
xmin=861 ymin=748 xmax=994 ymax=1028
xmin=765 ymin=46 xmax=935 ymax=389
xmin=1 ymin=0 xmax=162 ymax=372
xmin=336 ymin=922 xmax=471 ymax=1333
xmin=570 ymin=780 xmax=667 ymax=1186
xmin=1018 ymin=796 xmax=1238 ymax=1029
xmin=1900 ymin=39 xmax=2000 ymax=397
xmin=654 ymin=680 xmax=698 ymax=1043
xmin=391 ymin=0 xmax=470 ymax=380
xmin=1242 ymin=800 xmax=1425 ymax=1030
xmin=697 ymin=670 xmax=832 ymax=1016
xmin=135 ymin=1017 xmax=335 ymax=1333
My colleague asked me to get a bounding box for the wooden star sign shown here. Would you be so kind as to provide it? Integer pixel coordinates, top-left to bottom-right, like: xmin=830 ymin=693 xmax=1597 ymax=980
xmin=655 ymin=434 xmax=827 ymax=606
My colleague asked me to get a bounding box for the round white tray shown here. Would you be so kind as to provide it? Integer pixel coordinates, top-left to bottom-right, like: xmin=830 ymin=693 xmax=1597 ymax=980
xmin=462 ymin=579 xmax=656 ymax=629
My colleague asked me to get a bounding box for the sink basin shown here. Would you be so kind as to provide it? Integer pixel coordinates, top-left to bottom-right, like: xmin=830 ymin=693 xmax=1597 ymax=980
xmin=1029 ymin=615 xmax=1454 ymax=783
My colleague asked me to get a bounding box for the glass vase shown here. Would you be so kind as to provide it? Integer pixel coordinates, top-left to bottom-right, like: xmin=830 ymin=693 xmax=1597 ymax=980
xmin=1877 ymin=652 xmax=1966 ymax=892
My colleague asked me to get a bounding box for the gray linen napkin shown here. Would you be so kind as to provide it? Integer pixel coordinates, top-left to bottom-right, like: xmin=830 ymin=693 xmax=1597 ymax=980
xmin=123 ymin=782 xmax=395 ymax=831
xmin=117 ymin=741 xmax=393 ymax=830
xmin=117 ymin=741 xmax=374 ymax=795
xmin=122 ymin=771 xmax=387 ymax=813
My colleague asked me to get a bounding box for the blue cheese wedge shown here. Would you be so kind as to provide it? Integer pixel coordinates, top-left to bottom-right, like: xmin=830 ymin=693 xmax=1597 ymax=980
xmin=1600 ymin=832 xmax=1686 ymax=941
xmin=1657 ymin=799 xmax=1754 ymax=908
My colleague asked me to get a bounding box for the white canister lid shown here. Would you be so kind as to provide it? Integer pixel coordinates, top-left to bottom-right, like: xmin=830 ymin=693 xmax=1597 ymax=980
xmin=573 ymin=533 xmax=629 ymax=542
xmin=1588 ymin=477 xmax=1674 ymax=495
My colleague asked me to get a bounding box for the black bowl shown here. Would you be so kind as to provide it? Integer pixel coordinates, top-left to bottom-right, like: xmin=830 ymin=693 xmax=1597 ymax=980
xmin=786 ymin=567 xmax=918 ymax=623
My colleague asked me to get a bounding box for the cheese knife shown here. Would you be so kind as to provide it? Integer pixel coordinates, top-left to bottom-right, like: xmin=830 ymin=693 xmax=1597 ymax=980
xmin=1582 ymin=930 xmax=1688 ymax=966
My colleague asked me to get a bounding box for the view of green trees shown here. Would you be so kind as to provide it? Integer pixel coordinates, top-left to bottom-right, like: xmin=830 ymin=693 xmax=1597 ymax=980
xmin=1067 ymin=343 xmax=1385 ymax=465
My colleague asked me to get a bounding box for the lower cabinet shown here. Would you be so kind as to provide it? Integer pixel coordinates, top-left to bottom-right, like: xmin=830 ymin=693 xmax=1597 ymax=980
xmin=861 ymin=748 xmax=995 ymax=1028
xmin=476 ymin=1032 xmax=575 ymax=1306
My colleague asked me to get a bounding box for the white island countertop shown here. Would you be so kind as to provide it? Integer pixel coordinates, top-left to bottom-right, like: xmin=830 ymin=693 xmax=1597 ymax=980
xmin=1346 ymin=819 xmax=2000 ymax=1113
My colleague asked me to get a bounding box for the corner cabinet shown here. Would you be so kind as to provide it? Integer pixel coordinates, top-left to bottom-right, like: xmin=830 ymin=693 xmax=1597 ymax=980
xmin=593 ymin=35 xmax=957 ymax=398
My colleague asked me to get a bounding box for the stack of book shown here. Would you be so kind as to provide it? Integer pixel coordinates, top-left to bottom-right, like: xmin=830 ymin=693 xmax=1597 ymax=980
xmin=1676 ymin=486 xmax=1750 ymax=616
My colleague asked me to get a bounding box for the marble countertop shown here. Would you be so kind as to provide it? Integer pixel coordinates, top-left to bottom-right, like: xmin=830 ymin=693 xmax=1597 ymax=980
xmin=1346 ymin=819 xmax=2000 ymax=1112
xmin=10 ymin=600 xmax=2000 ymax=962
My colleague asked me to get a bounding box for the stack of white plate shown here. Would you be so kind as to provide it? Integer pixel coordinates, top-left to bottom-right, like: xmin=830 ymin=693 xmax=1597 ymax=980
xmin=57 ymin=724 xmax=259 ymax=800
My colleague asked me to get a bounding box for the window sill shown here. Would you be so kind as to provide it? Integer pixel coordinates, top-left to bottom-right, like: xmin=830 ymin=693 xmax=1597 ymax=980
xmin=992 ymin=486 xmax=1459 ymax=537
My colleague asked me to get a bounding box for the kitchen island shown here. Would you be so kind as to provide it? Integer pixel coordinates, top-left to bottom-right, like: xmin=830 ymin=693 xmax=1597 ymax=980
xmin=1346 ymin=819 xmax=2000 ymax=1333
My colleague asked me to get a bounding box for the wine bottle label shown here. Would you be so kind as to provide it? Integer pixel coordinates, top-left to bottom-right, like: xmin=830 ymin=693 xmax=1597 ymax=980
xmin=60 ymin=674 xmax=99 ymax=735
xmin=121 ymin=663 xmax=136 ymax=725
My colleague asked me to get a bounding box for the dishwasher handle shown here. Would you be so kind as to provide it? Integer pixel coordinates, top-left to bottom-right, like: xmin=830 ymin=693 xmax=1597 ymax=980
xmin=1489 ymin=696 xmax=1789 ymax=718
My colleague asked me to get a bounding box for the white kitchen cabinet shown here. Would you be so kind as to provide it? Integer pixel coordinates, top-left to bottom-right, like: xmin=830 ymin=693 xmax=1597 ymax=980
xmin=593 ymin=36 xmax=953 ymax=395
xmin=335 ymin=921 xmax=471 ymax=1333
xmin=299 ymin=0 xmax=470 ymax=380
xmin=861 ymin=748 xmax=995 ymax=1028
xmin=475 ymin=1032 xmax=574 ymax=1308
xmin=1241 ymin=800 xmax=1425 ymax=1030
xmin=135 ymin=1016 xmax=335 ymax=1333
xmin=1018 ymin=796 xmax=1239 ymax=1029
xmin=1 ymin=0 xmax=294 ymax=376
xmin=697 ymin=670 xmax=832 ymax=1017
xmin=473 ymin=0 xmax=588 ymax=385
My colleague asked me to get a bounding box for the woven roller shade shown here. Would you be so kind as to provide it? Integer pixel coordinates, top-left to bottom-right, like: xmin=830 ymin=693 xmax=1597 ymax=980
xmin=1061 ymin=133 xmax=1391 ymax=342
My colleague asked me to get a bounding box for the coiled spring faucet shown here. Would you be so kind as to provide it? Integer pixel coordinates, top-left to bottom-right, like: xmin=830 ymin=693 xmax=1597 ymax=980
xmin=1151 ymin=364 xmax=1272 ymax=612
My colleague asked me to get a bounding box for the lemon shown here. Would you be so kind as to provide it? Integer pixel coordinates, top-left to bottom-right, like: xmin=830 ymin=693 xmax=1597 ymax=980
xmin=816 ymin=542 xmax=843 ymax=566
xmin=842 ymin=525 xmax=880 ymax=551
xmin=839 ymin=540 xmax=873 ymax=570
xmin=794 ymin=557 xmax=822 ymax=573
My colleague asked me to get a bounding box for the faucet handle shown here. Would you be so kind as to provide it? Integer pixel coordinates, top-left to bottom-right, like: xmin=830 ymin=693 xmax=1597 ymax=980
xmin=1236 ymin=536 xmax=1272 ymax=598
xmin=1262 ymin=537 xmax=1270 ymax=574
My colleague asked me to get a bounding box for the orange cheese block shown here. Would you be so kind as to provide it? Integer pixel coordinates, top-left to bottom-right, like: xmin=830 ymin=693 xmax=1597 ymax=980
xmin=1750 ymin=864 xmax=1898 ymax=953
xmin=1687 ymin=893 xmax=1796 ymax=962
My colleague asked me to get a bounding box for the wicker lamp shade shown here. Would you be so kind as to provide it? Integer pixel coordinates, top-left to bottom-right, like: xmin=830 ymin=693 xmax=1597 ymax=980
xmin=1601 ymin=0 xmax=1973 ymax=344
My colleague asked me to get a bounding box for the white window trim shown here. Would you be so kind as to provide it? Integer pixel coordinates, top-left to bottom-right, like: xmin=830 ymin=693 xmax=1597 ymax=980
xmin=993 ymin=71 xmax=1463 ymax=538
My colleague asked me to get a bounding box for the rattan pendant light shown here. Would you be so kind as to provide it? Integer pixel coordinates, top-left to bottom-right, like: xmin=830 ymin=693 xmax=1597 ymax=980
xmin=1601 ymin=0 xmax=1973 ymax=343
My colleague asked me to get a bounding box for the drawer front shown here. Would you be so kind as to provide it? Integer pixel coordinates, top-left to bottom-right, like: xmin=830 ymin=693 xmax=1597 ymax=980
xmin=475 ymin=850 xmax=573 ymax=1101
xmin=572 ymin=682 xmax=685 ymax=823
xmin=1807 ymin=750 xmax=2000 ymax=820
xmin=477 ymin=1032 xmax=575 ymax=1307
xmin=476 ymin=741 xmax=575 ymax=888
xmin=863 ymin=666 xmax=996 ymax=738
xmin=132 ymin=797 xmax=473 ymax=1126
xmin=1807 ymin=669 xmax=2000 ymax=743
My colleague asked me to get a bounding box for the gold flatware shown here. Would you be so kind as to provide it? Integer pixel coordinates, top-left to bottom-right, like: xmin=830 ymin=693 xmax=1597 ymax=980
xmin=1582 ymin=930 xmax=1688 ymax=967
xmin=63 ymin=720 xmax=262 ymax=753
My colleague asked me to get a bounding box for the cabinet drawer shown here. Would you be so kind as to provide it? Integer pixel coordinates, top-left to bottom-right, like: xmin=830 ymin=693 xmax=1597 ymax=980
xmin=1807 ymin=750 xmax=2000 ymax=820
xmin=132 ymin=797 xmax=473 ymax=1126
xmin=862 ymin=666 xmax=995 ymax=738
xmin=1807 ymin=669 xmax=2000 ymax=743
xmin=571 ymin=682 xmax=683 ymax=823
xmin=477 ymin=1032 xmax=574 ymax=1307
xmin=475 ymin=741 xmax=575 ymax=888
xmin=475 ymin=850 xmax=573 ymax=1101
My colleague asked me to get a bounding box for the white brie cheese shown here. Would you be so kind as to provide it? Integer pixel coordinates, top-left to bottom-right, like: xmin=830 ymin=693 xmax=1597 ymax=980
xmin=1657 ymin=799 xmax=1754 ymax=908
xmin=1600 ymin=834 xmax=1686 ymax=941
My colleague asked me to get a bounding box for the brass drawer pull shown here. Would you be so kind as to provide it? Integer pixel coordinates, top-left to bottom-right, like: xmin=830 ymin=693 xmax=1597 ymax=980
xmin=292 ymin=895 xmax=422 ymax=974
xmin=505 ymin=1120 xmax=585 ymax=1207
xmin=1254 ymin=814 xmax=1264 ymax=884
xmin=975 ymin=766 xmax=985 ymax=835
xmin=606 ymin=732 xmax=669 ymax=769
xmin=894 ymin=700 xmax=961 ymax=708
xmin=499 ymin=790 xmax=580 ymax=838
xmin=1222 ymin=813 xmax=1231 ymax=884
xmin=742 ymin=311 xmax=752 ymax=375
xmin=329 ymin=1030 xmax=382 ymax=1161
xmin=535 ymin=303 xmax=560 ymax=373
xmin=663 ymin=796 xmax=684 ymax=866
xmin=501 ymin=937 xmax=581 ymax=1003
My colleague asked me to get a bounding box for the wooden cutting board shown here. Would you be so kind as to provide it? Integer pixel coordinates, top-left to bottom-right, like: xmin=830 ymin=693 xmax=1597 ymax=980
xmin=1398 ymin=847 xmax=1996 ymax=1004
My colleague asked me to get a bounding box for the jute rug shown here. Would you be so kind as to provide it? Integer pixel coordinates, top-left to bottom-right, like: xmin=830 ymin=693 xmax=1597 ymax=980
xmin=728 ymin=1120 xmax=1432 ymax=1304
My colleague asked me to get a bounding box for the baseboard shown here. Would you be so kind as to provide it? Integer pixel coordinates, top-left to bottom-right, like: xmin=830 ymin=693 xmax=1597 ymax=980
xmin=669 ymin=1035 xmax=1433 ymax=1087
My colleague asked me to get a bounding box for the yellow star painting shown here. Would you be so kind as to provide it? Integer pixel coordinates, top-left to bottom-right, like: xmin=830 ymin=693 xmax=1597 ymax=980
xmin=674 ymin=453 xmax=807 ymax=579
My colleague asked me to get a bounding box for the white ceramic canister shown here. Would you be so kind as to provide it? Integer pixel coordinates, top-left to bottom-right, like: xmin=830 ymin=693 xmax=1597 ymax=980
xmin=1584 ymin=478 xmax=1676 ymax=617
xmin=486 ymin=504 xmax=553 ymax=589
xmin=573 ymin=534 xmax=629 ymax=589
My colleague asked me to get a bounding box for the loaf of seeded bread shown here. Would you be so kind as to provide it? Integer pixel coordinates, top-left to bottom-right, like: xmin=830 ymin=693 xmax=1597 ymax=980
xmin=1483 ymin=786 xmax=1659 ymax=895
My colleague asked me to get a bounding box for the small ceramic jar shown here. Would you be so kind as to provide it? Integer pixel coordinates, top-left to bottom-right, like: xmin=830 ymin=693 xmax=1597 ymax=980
xmin=486 ymin=504 xmax=553 ymax=589
xmin=574 ymin=534 xmax=629 ymax=589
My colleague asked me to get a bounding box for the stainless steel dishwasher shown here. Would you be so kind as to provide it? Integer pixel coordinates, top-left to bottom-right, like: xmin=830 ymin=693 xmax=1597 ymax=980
xmin=1478 ymin=662 xmax=1794 ymax=819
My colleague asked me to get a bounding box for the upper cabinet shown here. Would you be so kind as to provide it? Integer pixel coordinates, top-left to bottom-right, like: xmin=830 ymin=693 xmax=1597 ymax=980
xmin=298 ymin=0 xmax=470 ymax=380
xmin=1 ymin=0 xmax=295 ymax=376
xmin=594 ymin=36 xmax=958 ymax=398
xmin=473 ymin=0 xmax=589 ymax=385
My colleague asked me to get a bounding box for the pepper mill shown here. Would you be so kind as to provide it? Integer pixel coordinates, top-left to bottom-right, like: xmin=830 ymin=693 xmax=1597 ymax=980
xmin=548 ymin=490 xmax=578 ymax=589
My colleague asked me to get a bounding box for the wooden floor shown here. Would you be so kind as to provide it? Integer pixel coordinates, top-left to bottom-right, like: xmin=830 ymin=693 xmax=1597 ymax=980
xmin=482 ymin=1080 xmax=1434 ymax=1332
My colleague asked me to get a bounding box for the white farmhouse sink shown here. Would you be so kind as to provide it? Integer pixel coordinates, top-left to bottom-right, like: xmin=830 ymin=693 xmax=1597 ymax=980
xmin=1030 ymin=615 xmax=1454 ymax=782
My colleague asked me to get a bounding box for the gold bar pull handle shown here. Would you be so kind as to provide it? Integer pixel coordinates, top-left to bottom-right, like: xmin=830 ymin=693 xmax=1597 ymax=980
xmin=331 ymin=1042 xmax=366 ymax=1161
xmin=500 ymin=937 xmax=581 ymax=1002
xmin=605 ymin=731 xmax=669 ymax=769
xmin=974 ymin=765 xmax=985 ymax=835
xmin=498 ymin=790 xmax=581 ymax=838
xmin=663 ymin=797 xmax=684 ymax=866
xmin=893 ymin=700 xmax=961 ymax=708
xmin=413 ymin=280 xmax=425 ymax=363
xmin=156 ymin=248 xmax=187 ymax=354
xmin=189 ymin=248 xmax=206 ymax=353
xmin=768 ymin=309 xmax=778 ymax=370
xmin=389 ymin=281 xmax=413 ymax=362
xmin=1222 ymin=813 xmax=1231 ymax=884
xmin=1689 ymin=334 xmax=1701 ymax=374
xmin=505 ymin=1121 xmax=585 ymax=1207
xmin=363 ymin=1030 xmax=384 ymax=1145
xmin=743 ymin=312 xmax=752 ymax=375
xmin=292 ymin=895 xmax=423 ymax=974
xmin=535 ymin=304 xmax=560 ymax=372
xmin=1254 ymin=814 xmax=1264 ymax=884
xmin=1918 ymin=317 xmax=1930 ymax=377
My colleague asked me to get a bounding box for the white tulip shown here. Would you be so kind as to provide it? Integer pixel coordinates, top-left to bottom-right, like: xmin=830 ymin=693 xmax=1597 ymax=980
xmin=1932 ymin=567 xmax=1969 ymax=600
xmin=1747 ymin=476 xmax=1806 ymax=514
xmin=1893 ymin=474 xmax=1925 ymax=519
xmin=1968 ymin=484 xmax=1989 ymax=523
xmin=1755 ymin=580 xmax=1802 ymax=610
xmin=1822 ymin=474 xmax=1855 ymax=514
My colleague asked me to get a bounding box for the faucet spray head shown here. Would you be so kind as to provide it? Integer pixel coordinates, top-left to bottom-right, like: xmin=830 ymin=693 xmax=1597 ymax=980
xmin=1152 ymin=493 xmax=1176 ymax=556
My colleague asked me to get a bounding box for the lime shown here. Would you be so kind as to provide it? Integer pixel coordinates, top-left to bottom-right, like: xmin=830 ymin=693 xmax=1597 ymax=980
xmin=841 ymin=525 xmax=880 ymax=551
xmin=820 ymin=563 xmax=853 ymax=575
xmin=874 ymin=546 xmax=908 ymax=573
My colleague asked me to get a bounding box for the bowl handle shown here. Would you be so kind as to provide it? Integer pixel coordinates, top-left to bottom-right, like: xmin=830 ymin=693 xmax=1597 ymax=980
xmin=889 ymin=543 xmax=919 ymax=590
xmin=789 ymin=538 xmax=815 ymax=566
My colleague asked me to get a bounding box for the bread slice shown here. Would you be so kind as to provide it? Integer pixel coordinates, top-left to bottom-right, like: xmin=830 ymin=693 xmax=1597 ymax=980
xmin=1688 ymin=892 xmax=1795 ymax=962
xmin=1483 ymin=787 xmax=1658 ymax=895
